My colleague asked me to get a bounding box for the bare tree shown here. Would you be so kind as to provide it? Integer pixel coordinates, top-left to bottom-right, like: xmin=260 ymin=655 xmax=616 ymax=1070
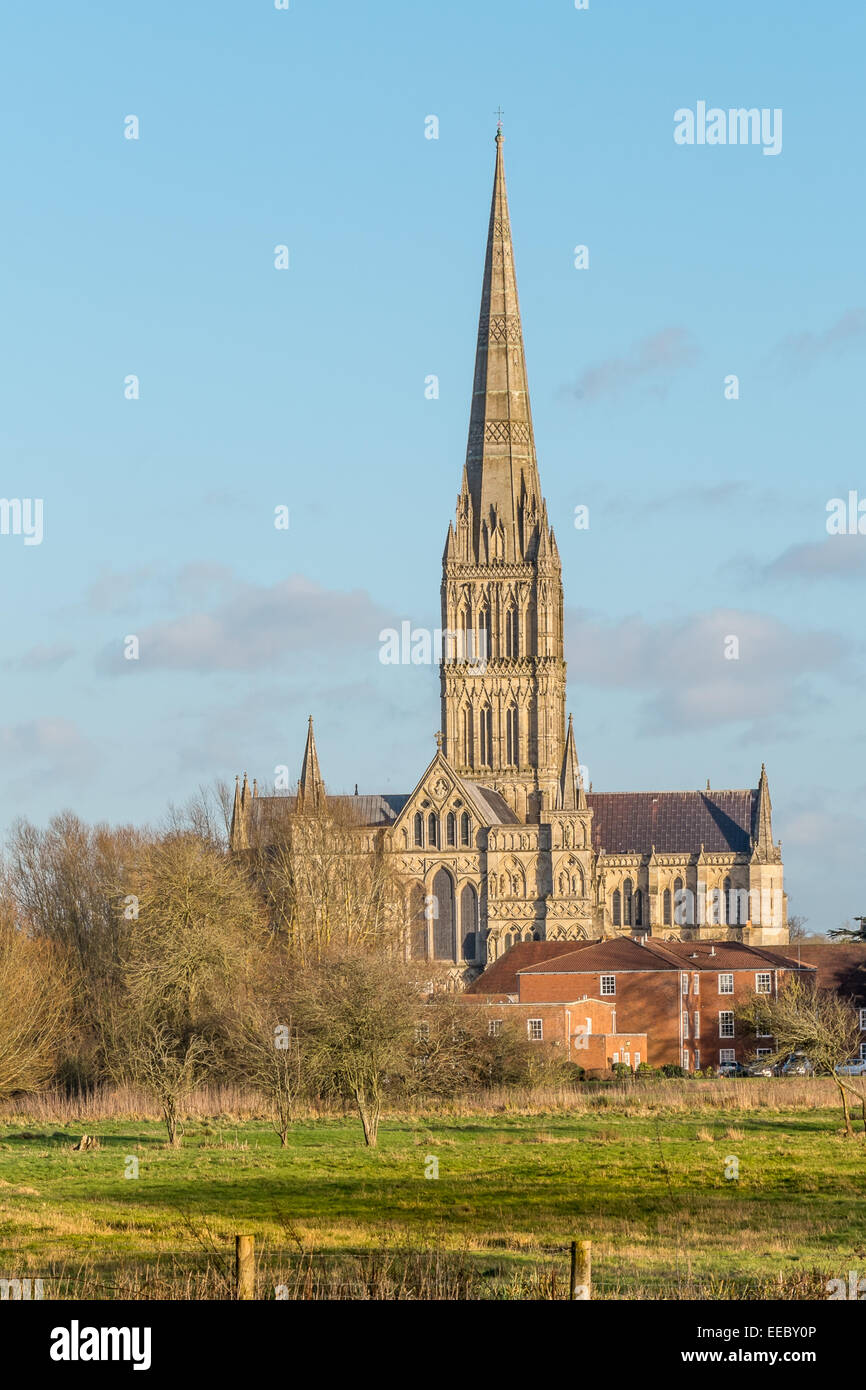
xmin=230 ymin=992 xmax=307 ymax=1147
xmin=740 ymin=978 xmax=866 ymax=1136
xmin=0 ymin=897 xmax=69 ymax=1097
xmin=248 ymin=798 xmax=408 ymax=965
xmin=298 ymin=953 xmax=420 ymax=1147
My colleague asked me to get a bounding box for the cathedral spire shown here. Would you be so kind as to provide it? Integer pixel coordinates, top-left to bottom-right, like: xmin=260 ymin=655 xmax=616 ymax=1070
xmin=229 ymin=774 xmax=249 ymax=852
xmin=465 ymin=128 xmax=544 ymax=563
xmin=298 ymin=715 xmax=325 ymax=811
xmin=753 ymin=762 xmax=775 ymax=860
xmin=557 ymin=713 xmax=587 ymax=811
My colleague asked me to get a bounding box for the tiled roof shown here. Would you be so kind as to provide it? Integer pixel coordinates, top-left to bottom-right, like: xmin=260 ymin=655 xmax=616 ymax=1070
xmin=250 ymin=793 xmax=408 ymax=828
xmin=760 ymin=943 xmax=866 ymax=1000
xmin=463 ymin=783 xmax=522 ymax=825
xmin=646 ymin=940 xmax=813 ymax=972
xmin=466 ymin=940 xmax=585 ymax=994
xmin=587 ymin=790 xmax=757 ymax=855
xmin=519 ymin=937 xmax=677 ymax=975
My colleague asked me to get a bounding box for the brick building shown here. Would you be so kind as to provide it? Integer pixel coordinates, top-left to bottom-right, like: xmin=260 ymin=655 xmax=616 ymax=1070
xmin=469 ymin=937 xmax=814 ymax=1070
xmin=462 ymin=992 xmax=648 ymax=1070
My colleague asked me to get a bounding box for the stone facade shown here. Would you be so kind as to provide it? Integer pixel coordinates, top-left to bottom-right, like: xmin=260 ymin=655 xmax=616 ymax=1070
xmin=230 ymin=130 xmax=788 ymax=981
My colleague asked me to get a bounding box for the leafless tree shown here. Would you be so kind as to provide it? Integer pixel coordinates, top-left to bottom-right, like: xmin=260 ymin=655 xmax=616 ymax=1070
xmin=0 ymin=895 xmax=70 ymax=1097
xmin=740 ymin=977 xmax=866 ymax=1136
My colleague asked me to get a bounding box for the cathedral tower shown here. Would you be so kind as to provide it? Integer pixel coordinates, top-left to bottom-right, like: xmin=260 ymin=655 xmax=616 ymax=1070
xmin=440 ymin=129 xmax=566 ymax=821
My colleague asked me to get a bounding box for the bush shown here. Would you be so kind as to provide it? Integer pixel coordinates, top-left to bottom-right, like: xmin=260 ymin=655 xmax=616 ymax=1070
xmin=659 ymin=1063 xmax=689 ymax=1079
xmin=611 ymin=1062 xmax=633 ymax=1080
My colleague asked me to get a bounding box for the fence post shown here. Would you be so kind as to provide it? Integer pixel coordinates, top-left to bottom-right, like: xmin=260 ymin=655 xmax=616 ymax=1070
xmin=569 ymin=1239 xmax=591 ymax=1300
xmin=236 ymin=1234 xmax=255 ymax=1300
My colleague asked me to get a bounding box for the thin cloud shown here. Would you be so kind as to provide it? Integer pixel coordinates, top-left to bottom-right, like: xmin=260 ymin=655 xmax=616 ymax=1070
xmin=765 ymin=534 xmax=866 ymax=581
xmin=768 ymin=308 xmax=866 ymax=375
xmin=566 ymin=327 xmax=699 ymax=403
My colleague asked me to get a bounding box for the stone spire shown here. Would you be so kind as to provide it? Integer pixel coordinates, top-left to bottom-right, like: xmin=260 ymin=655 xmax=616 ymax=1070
xmin=752 ymin=762 xmax=776 ymax=861
xmin=439 ymin=130 xmax=567 ymax=821
xmin=557 ymin=714 xmax=587 ymax=811
xmin=297 ymin=715 xmax=325 ymax=811
xmin=463 ymin=128 xmax=547 ymax=565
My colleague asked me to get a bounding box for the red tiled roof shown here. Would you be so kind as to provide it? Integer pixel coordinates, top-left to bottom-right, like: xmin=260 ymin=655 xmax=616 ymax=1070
xmin=761 ymin=943 xmax=866 ymax=1000
xmin=648 ymin=940 xmax=812 ymax=972
xmin=466 ymin=940 xmax=586 ymax=994
xmin=587 ymin=790 xmax=756 ymax=854
xmin=520 ymin=937 xmax=677 ymax=975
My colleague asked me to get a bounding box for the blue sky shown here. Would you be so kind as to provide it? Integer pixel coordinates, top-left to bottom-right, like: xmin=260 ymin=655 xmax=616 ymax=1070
xmin=0 ymin=0 xmax=863 ymax=932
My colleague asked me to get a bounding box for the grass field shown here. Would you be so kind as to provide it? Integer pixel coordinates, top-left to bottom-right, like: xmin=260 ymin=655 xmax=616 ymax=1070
xmin=1 ymin=1081 xmax=863 ymax=1299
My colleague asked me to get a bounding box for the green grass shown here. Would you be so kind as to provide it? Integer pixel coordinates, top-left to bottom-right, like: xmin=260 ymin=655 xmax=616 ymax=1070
xmin=1 ymin=1101 xmax=864 ymax=1297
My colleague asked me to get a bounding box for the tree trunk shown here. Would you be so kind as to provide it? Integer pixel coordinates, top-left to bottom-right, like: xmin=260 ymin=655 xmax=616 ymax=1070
xmin=357 ymin=1095 xmax=379 ymax=1148
xmin=834 ymin=1078 xmax=853 ymax=1137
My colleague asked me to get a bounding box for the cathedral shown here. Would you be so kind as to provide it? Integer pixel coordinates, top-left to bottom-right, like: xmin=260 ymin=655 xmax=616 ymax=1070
xmin=230 ymin=129 xmax=788 ymax=979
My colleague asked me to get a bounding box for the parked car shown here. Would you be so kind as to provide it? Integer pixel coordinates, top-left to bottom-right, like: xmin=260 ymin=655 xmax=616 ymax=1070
xmin=747 ymin=1059 xmax=777 ymax=1077
xmin=780 ymin=1053 xmax=813 ymax=1075
xmin=718 ymin=1061 xmax=749 ymax=1077
xmin=836 ymin=1058 xmax=866 ymax=1076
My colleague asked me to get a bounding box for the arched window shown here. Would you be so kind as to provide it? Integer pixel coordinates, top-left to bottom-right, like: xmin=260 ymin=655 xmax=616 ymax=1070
xmin=634 ymin=888 xmax=643 ymax=927
xmin=460 ymin=884 xmax=478 ymax=962
xmin=409 ymin=883 xmax=426 ymax=960
xmin=504 ymin=933 xmax=513 ymax=950
xmin=623 ymin=878 xmax=634 ymax=927
xmin=462 ymin=706 xmax=474 ymax=766
xmin=427 ymin=812 xmax=439 ymax=848
xmin=506 ymin=704 xmax=519 ymax=766
xmin=673 ymin=876 xmax=685 ymax=926
xmin=480 ymin=705 xmax=493 ymax=767
xmin=432 ymin=869 xmax=455 ymax=961
xmin=506 ymin=606 xmax=519 ymax=658
xmin=477 ymin=608 xmax=489 ymax=664
xmin=413 ymin=812 xmax=423 ymax=847
xmin=460 ymin=812 xmax=472 ymax=846
xmin=459 ymin=603 xmax=472 ymax=659
xmin=663 ymin=888 xmax=672 ymax=926
xmin=612 ymin=889 xmax=622 ymax=926
xmin=446 ymin=812 xmax=456 ymax=847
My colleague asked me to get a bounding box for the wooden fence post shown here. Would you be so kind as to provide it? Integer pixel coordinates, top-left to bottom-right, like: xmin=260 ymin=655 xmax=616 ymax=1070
xmin=569 ymin=1239 xmax=591 ymax=1300
xmin=236 ymin=1234 xmax=255 ymax=1300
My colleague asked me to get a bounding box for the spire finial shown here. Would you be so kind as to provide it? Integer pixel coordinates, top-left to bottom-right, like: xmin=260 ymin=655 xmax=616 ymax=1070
xmin=494 ymin=106 xmax=505 ymax=135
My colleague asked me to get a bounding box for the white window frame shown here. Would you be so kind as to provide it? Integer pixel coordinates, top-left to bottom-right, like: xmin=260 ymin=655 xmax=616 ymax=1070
xmin=693 ymin=1049 xmax=700 ymax=1070
xmin=527 ymin=1018 xmax=543 ymax=1041
xmin=719 ymin=1048 xmax=735 ymax=1065
xmin=756 ymin=1048 xmax=772 ymax=1058
xmin=600 ymin=974 xmax=616 ymax=996
xmin=860 ymin=1042 xmax=866 ymax=1061
xmin=718 ymin=973 xmax=734 ymax=995
xmin=859 ymin=1009 xmax=866 ymax=1031
xmin=755 ymin=972 xmax=772 ymax=994
xmin=682 ymin=1012 xmax=689 ymax=1039
xmin=693 ymin=1010 xmax=700 ymax=1038
xmin=756 ymin=1024 xmax=772 ymax=1039
xmin=692 ymin=973 xmax=700 ymax=995
xmin=488 ymin=1019 xmax=502 ymax=1037
xmin=719 ymin=1011 xmax=735 ymax=1039
xmin=681 ymin=973 xmax=688 ymax=996
xmin=682 ymin=1050 xmax=690 ymax=1070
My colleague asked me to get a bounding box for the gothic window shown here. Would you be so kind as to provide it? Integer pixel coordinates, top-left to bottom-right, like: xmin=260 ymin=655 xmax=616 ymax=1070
xmin=446 ymin=812 xmax=456 ymax=847
xmin=506 ymin=704 xmax=519 ymax=766
xmin=427 ymin=812 xmax=439 ymax=848
xmin=663 ymin=888 xmax=672 ymax=926
xmin=413 ymin=812 xmax=423 ymax=847
xmin=480 ymin=705 xmax=493 ymax=767
xmin=673 ymin=876 xmax=685 ymax=927
xmin=477 ymin=608 xmax=489 ymax=664
xmin=633 ymin=888 xmax=643 ymax=927
xmin=612 ymin=888 xmax=622 ymax=926
xmin=460 ymin=602 xmax=472 ymax=659
xmin=432 ymin=869 xmax=455 ymax=961
xmin=623 ymin=878 xmax=634 ymax=927
xmin=460 ymin=884 xmax=478 ymax=962
xmin=409 ymin=883 xmax=426 ymax=960
xmin=506 ymin=605 xmax=519 ymax=658
xmin=558 ymin=872 xmax=567 ymax=895
xmin=462 ymin=706 xmax=474 ymax=766
xmin=504 ymin=933 xmax=513 ymax=950
xmin=460 ymin=812 xmax=472 ymax=846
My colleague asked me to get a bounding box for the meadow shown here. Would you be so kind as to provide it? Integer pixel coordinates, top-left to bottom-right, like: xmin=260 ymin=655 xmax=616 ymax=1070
xmin=1 ymin=1078 xmax=863 ymax=1299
